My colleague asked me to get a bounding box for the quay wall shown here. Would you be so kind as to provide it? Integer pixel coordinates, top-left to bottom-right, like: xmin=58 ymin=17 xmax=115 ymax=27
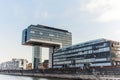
xmin=0 ymin=72 xmax=97 ymax=80
xmin=2 ymin=66 xmax=120 ymax=80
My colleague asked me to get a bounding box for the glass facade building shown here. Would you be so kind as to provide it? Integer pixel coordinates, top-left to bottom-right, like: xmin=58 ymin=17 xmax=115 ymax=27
xmin=22 ymin=25 xmax=72 ymax=69
xmin=53 ymin=39 xmax=120 ymax=68
xmin=22 ymin=25 xmax=72 ymax=47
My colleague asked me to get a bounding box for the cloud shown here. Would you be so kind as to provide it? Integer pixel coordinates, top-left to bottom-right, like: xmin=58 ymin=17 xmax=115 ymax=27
xmin=80 ymin=0 xmax=120 ymax=23
xmin=14 ymin=6 xmax=24 ymax=16
xmin=34 ymin=10 xmax=50 ymax=19
xmin=33 ymin=0 xmax=50 ymax=20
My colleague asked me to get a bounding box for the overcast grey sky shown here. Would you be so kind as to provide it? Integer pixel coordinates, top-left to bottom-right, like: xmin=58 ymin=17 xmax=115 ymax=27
xmin=0 ymin=0 xmax=120 ymax=63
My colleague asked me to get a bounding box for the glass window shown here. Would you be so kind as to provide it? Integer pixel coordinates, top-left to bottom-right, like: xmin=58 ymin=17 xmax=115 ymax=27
xmin=49 ymin=34 xmax=54 ymax=37
xmin=39 ymin=32 xmax=43 ymax=35
xmin=30 ymin=31 xmax=35 ymax=34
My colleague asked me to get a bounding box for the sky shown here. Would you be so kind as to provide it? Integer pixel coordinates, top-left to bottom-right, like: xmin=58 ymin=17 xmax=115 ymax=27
xmin=0 ymin=0 xmax=120 ymax=63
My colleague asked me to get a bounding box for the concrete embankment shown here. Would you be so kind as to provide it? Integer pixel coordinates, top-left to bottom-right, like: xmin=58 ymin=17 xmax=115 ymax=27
xmin=0 ymin=72 xmax=97 ymax=80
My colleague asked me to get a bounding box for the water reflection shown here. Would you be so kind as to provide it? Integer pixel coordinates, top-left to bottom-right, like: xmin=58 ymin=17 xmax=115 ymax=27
xmin=32 ymin=77 xmax=48 ymax=80
xmin=0 ymin=74 xmax=68 ymax=80
xmin=31 ymin=77 xmax=67 ymax=80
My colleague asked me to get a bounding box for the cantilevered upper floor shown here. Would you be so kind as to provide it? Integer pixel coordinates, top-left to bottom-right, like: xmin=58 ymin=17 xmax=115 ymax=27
xmin=22 ymin=25 xmax=72 ymax=48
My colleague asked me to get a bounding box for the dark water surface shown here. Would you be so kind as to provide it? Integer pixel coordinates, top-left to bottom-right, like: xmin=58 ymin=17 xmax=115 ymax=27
xmin=0 ymin=74 xmax=70 ymax=80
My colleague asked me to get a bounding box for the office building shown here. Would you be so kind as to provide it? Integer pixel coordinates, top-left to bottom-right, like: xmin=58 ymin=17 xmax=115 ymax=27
xmin=22 ymin=25 xmax=72 ymax=69
xmin=26 ymin=63 xmax=32 ymax=70
xmin=0 ymin=59 xmax=28 ymax=70
xmin=53 ymin=39 xmax=120 ymax=68
xmin=38 ymin=60 xmax=49 ymax=69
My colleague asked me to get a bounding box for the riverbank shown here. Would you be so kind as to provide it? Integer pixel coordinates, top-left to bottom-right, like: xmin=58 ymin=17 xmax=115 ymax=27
xmin=0 ymin=72 xmax=97 ymax=80
xmin=0 ymin=74 xmax=69 ymax=80
xmin=1 ymin=66 xmax=120 ymax=80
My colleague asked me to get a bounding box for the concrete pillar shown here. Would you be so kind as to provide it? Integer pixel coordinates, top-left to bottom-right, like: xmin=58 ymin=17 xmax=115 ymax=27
xmin=49 ymin=47 xmax=54 ymax=68
xmin=49 ymin=46 xmax=60 ymax=68
xmin=32 ymin=46 xmax=42 ymax=69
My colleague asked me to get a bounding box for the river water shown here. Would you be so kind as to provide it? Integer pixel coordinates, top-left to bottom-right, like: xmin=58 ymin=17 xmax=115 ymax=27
xmin=0 ymin=74 xmax=69 ymax=80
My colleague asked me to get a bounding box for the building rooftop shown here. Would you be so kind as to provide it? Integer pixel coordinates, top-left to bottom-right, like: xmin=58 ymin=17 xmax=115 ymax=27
xmin=56 ymin=38 xmax=111 ymax=52
xmin=29 ymin=24 xmax=69 ymax=33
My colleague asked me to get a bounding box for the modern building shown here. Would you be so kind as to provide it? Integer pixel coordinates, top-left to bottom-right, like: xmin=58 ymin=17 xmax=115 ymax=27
xmin=0 ymin=59 xmax=28 ymax=70
xmin=53 ymin=39 xmax=120 ymax=68
xmin=38 ymin=60 xmax=49 ymax=69
xmin=26 ymin=63 xmax=32 ymax=70
xmin=22 ymin=25 xmax=72 ymax=69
